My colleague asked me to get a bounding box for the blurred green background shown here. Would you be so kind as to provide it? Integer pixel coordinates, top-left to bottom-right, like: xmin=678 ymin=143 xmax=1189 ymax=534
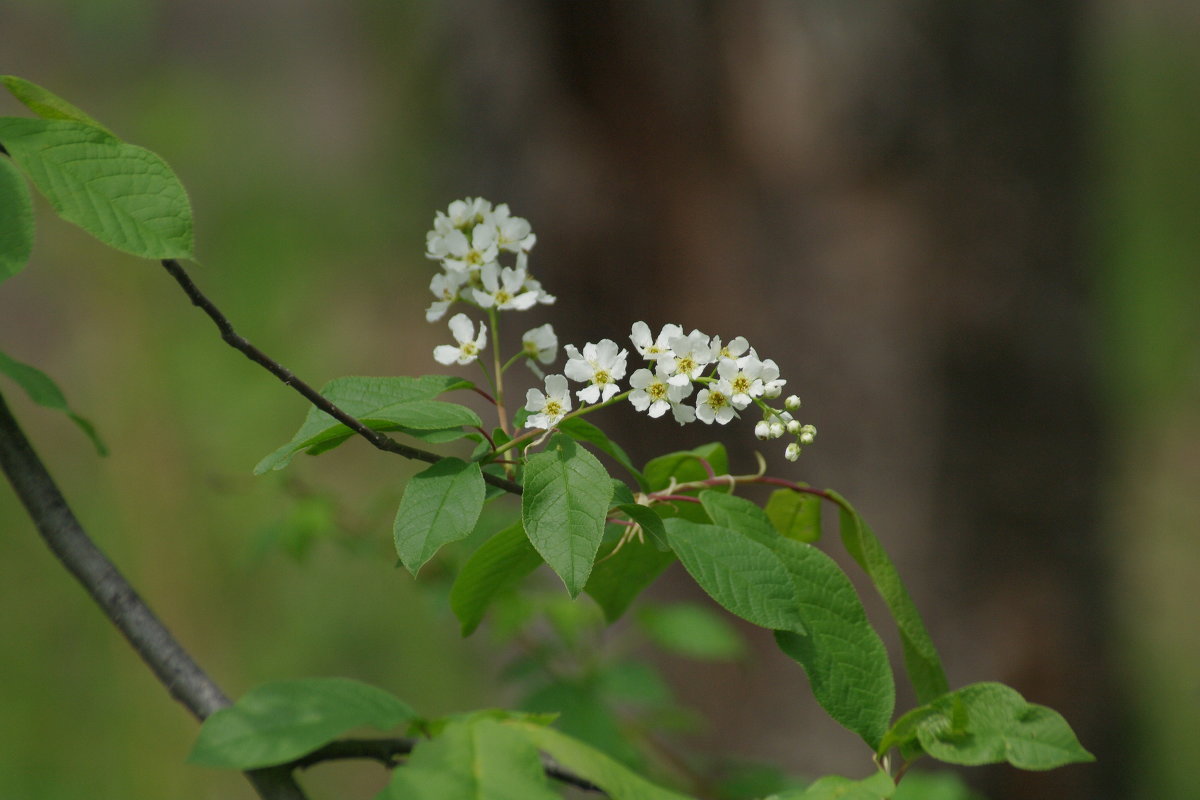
xmin=1 ymin=2 xmax=1198 ymax=799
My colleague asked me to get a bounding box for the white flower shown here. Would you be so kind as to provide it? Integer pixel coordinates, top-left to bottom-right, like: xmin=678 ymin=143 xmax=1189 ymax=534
xmin=491 ymin=203 xmax=537 ymax=253
xmin=433 ymin=313 xmax=487 ymax=366
xmin=564 ymin=339 xmax=628 ymax=404
xmin=425 ymin=269 xmax=468 ymax=322
xmin=630 ymin=321 xmax=683 ymax=361
xmin=759 ymin=358 xmax=786 ymax=398
xmin=785 ymin=442 xmax=801 ymax=461
xmin=716 ymin=356 xmax=766 ymax=410
xmin=525 ymin=374 xmax=572 ymax=430
xmin=695 ymin=383 xmax=737 ymax=425
xmin=445 ymin=197 xmax=492 ymax=229
xmin=440 ymin=224 xmax=500 ymax=275
xmin=662 ymin=330 xmax=714 ymax=387
xmin=522 ymin=324 xmax=558 ymax=376
xmin=628 ymin=365 xmax=691 ymax=418
xmin=670 ymin=402 xmax=696 ymax=425
xmin=473 ymin=264 xmax=539 ymax=311
xmin=710 ymin=335 xmax=750 ymax=362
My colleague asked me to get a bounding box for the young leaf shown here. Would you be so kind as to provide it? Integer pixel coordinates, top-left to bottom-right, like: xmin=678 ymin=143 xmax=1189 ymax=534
xmin=0 ymin=349 xmax=107 ymax=455
xmin=394 ymin=457 xmax=485 ymax=575
xmin=188 ymin=677 xmax=416 ymax=769
xmin=380 ymin=718 xmax=561 ymax=800
xmin=880 ymin=683 xmax=1094 ymax=771
xmin=584 ymin=536 xmax=676 ymax=623
xmin=769 ymin=770 xmax=894 ymax=800
xmin=831 ymin=491 xmax=949 ymax=704
xmin=0 ymin=155 xmax=34 ymax=283
xmin=643 ymin=442 xmax=727 ymax=491
xmin=521 ymin=434 xmax=614 ymax=596
xmin=503 ymin=720 xmax=695 ymax=800
xmin=765 ymin=488 xmax=822 ymax=543
xmin=557 ymin=416 xmax=647 ymax=489
xmin=637 ymin=603 xmax=746 ymax=661
xmin=0 ymin=118 xmax=193 ymax=259
xmin=254 ymin=374 xmax=472 ymax=472
xmin=699 ymin=492 xmax=895 ymax=749
xmin=662 ymin=517 xmax=806 ymax=634
xmin=1 ymin=75 xmax=113 ymax=134
xmin=450 ymin=522 xmax=544 ymax=636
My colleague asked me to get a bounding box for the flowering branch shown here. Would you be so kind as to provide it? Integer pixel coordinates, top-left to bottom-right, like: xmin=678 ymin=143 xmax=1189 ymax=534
xmin=158 ymin=259 xmax=523 ymax=496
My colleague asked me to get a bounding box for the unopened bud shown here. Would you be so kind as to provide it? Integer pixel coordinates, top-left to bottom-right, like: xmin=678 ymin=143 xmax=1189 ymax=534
xmin=786 ymin=420 xmax=802 ymax=435
xmin=754 ymin=420 xmax=771 ymax=440
xmin=784 ymin=394 xmax=801 ymax=411
xmin=769 ymin=421 xmax=786 ymax=439
xmin=785 ymin=443 xmax=801 ymax=461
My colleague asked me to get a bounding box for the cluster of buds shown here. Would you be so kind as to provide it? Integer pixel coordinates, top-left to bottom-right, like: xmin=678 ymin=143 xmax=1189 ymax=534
xmin=754 ymin=395 xmax=817 ymax=461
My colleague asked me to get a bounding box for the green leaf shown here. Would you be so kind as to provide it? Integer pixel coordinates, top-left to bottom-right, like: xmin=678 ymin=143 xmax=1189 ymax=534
xmin=0 ymin=155 xmax=34 ymax=283
xmin=521 ymin=434 xmax=614 ymax=596
xmin=450 ymin=522 xmax=544 ymax=636
xmin=700 ymin=492 xmax=895 ymax=749
xmin=557 ymin=416 xmax=647 ymax=489
xmin=0 ymin=117 xmax=193 ymax=259
xmin=1 ymin=75 xmax=113 ymax=134
xmin=188 ymin=677 xmax=416 ymax=769
xmin=831 ymin=492 xmax=949 ymax=704
xmin=637 ymin=603 xmax=746 ymax=661
xmin=521 ymin=679 xmax=643 ymax=768
xmin=643 ymin=442 xmax=727 ymax=491
xmin=771 ymin=771 xmax=894 ymax=800
xmin=0 ymin=349 xmax=107 ymax=455
xmin=379 ymin=718 xmax=561 ymax=800
xmin=584 ymin=535 xmax=676 ymax=623
xmin=503 ymin=720 xmax=695 ymax=800
xmin=254 ymin=375 xmax=472 ymax=473
xmin=394 ymin=458 xmax=485 ymax=575
xmin=617 ymin=502 xmax=668 ymax=546
xmin=765 ymin=488 xmax=822 ymax=543
xmin=662 ymin=517 xmax=806 ymax=633
xmin=611 ymin=479 xmax=637 ymax=506
xmin=880 ymin=683 xmax=1094 ymax=771
xmin=892 ymin=771 xmax=986 ymax=800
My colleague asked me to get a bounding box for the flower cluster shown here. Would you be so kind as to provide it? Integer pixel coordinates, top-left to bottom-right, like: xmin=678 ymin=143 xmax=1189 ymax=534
xmin=424 ymin=198 xmax=554 ymax=324
xmin=525 ymin=321 xmax=816 ymax=460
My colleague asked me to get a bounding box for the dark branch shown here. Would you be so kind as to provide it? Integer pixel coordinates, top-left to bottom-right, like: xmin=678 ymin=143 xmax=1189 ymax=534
xmin=0 ymin=391 xmax=308 ymax=800
xmin=292 ymin=737 xmax=604 ymax=793
xmin=159 ymin=259 xmax=523 ymax=496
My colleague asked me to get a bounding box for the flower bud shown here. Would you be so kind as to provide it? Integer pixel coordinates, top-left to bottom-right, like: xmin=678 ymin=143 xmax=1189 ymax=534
xmin=769 ymin=421 xmax=785 ymax=439
xmin=785 ymin=443 xmax=801 ymax=461
xmin=784 ymin=394 xmax=801 ymax=411
xmin=754 ymin=420 xmax=771 ymax=440
xmin=786 ymin=420 xmax=802 ymax=435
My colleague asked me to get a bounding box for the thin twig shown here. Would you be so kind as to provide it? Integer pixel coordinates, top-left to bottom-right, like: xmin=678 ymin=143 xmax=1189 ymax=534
xmin=0 ymin=391 xmax=308 ymax=800
xmin=159 ymin=259 xmax=522 ymax=496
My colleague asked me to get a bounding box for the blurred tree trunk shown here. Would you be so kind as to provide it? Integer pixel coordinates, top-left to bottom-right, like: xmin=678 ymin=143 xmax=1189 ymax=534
xmin=441 ymin=2 xmax=1123 ymax=797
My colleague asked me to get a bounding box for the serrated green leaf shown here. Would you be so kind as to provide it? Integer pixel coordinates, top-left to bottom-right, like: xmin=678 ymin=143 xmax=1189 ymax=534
xmin=700 ymin=492 xmax=894 ymax=748
xmin=1 ymin=75 xmax=113 ymax=134
xmin=0 ymin=117 xmax=192 ymax=259
xmin=663 ymin=517 xmax=806 ymax=633
xmin=771 ymin=770 xmax=894 ymax=800
xmin=451 ymin=522 xmax=544 ymax=636
xmin=379 ymin=718 xmax=561 ymax=800
xmin=830 ymin=493 xmax=948 ymax=704
xmin=188 ymin=677 xmax=415 ymax=769
xmin=254 ymin=375 xmax=472 ymax=473
xmin=0 ymin=349 xmax=107 ymax=455
xmin=881 ymin=683 xmax=1094 ymax=771
xmin=765 ymin=488 xmax=822 ymax=543
xmin=611 ymin=480 xmax=637 ymax=506
xmin=584 ymin=535 xmax=676 ymax=623
xmin=558 ymin=416 xmax=647 ymax=489
xmin=503 ymin=720 xmax=695 ymax=800
xmin=643 ymin=442 xmax=727 ymax=491
xmin=521 ymin=434 xmax=613 ymax=596
xmin=637 ymin=603 xmax=746 ymax=661
xmin=394 ymin=458 xmax=485 ymax=574
xmin=0 ymin=155 xmax=34 ymax=283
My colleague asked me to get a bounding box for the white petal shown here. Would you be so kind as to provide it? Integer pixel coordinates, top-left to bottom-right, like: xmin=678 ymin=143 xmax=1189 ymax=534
xmin=447 ymin=313 xmax=475 ymax=344
xmin=544 ymin=374 xmax=570 ymax=398
xmin=433 ymin=345 xmax=460 ymax=365
xmin=577 ymin=384 xmax=601 ymax=405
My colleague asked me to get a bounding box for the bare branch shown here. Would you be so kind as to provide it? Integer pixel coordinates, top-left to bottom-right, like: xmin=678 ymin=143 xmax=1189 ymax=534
xmin=0 ymin=391 xmax=308 ymax=800
xmin=159 ymin=258 xmax=522 ymax=496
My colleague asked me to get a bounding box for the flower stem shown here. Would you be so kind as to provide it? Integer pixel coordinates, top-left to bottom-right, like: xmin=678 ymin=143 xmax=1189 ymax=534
xmin=488 ymin=308 xmax=509 ymax=436
xmin=486 ymin=389 xmax=632 ymax=460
